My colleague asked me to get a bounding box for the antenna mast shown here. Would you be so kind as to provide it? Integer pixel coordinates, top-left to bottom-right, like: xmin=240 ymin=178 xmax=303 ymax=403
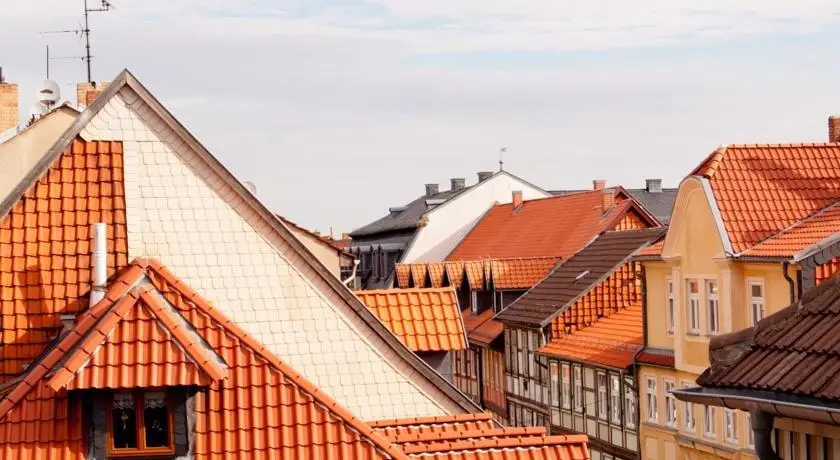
xmin=83 ymin=0 xmax=113 ymax=83
xmin=499 ymin=146 xmax=506 ymax=171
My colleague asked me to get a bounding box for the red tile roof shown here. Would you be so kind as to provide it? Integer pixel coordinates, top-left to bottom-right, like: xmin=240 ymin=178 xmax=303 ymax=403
xmin=634 ymin=239 xmax=664 ymax=259
xmin=448 ymin=190 xmax=656 ymax=261
xmin=490 ymin=257 xmax=561 ymax=290
xmin=410 ymin=264 xmax=428 ymax=287
xmin=428 ymin=263 xmax=445 ymax=288
xmin=372 ymin=413 xmax=591 ymax=460
xmin=0 ymin=259 xmax=405 ymax=459
xmin=538 ymin=305 xmax=643 ymax=369
xmin=635 ymin=349 xmax=676 ymax=369
xmin=395 ymin=264 xmax=411 ymax=288
xmin=460 ymin=309 xmax=503 ymax=346
xmin=698 ymin=272 xmax=840 ymax=401
xmin=0 ymin=138 xmax=128 ymax=381
xmin=691 ymin=143 xmax=840 ymax=255
xmin=444 ymin=262 xmax=465 ymax=288
xmin=356 ymin=288 xmax=468 ymax=352
xmin=743 ymin=202 xmax=840 ymax=257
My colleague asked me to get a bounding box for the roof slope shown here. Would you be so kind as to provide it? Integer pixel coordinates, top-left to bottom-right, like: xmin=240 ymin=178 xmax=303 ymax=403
xmin=356 ymin=288 xmax=468 ymax=352
xmin=697 ymin=272 xmax=840 ymax=401
xmin=351 ymin=188 xmax=470 ymax=238
xmin=447 ymin=190 xmax=657 ymax=260
xmin=496 ymin=228 xmax=664 ymax=327
xmin=625 ymin=188 xmax=678 ymax=224
xmin=0 ymin=259 xmax=405 ymax=459
xmin=690 ymin=143 xmax=840 ymax=254
xmin=743 ymin=202 xmax=840 ymax=258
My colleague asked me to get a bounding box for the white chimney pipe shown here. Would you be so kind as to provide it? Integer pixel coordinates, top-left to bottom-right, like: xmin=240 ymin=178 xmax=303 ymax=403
xmin=90 ymin=223 xmax=107 ymax=307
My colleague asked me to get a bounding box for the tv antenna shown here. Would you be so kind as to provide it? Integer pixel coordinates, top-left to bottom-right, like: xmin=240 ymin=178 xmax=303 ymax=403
xmin=499 ymin=146 xmax=507 ymax=171
xmin=39 ymin=0 xmax=113 ymax=83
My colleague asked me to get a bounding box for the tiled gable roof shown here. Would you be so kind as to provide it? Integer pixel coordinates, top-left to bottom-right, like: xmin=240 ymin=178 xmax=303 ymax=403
xmin=356 ymin=288 xmax=468 ymax=352
xmin=742 ymin=202 xmax=840 ymax=258
xmin=690 ymin=143 xmax=840 ymax=254
xmin=0 ymin=259 xmax=406 ymax=459
xmin=697 ymin=272 xmax=840 ymax=401
xmin=490 ymin=257 xmax=561 ymax=290
xmin=460 ymin=309 xmax=503 ymax=346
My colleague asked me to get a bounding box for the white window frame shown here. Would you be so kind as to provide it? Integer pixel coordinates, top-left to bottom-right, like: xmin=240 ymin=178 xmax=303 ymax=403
xmin=624 ymin=377 xmax=636 ymax=429
xmin=687 ymin=280 xmax=701 ymax=335
xmin=664 ymin=380 xmax=677 ymax=428
xmin=666 ymin=278 xmax=675 ymax=335
xmin=682 ymin=382 xmax=696 ymax=432
xmin=645 ymin=376 xmax=658 ymax=423
xmin=573 ymin=366 xmax=583 ymax=412
xmin=704 ymin=405 xmax=717 ymax=439
xmin=707 ymin=280 xmax=720 ymax=335
xmin=748 ymin=280 xmax=765 ymax=326
xmin=597 ymin=371 xmax=608 ymax=421
xmin=549 ymin=362 xmax=559 ymax=408
xmin=610 ymin=374 xmax=621 ymax=425
xmin=561 ymin=363 xmax=571 ymax=409
xmin=724 ymin=409 xmax=738 ymax=443
xmin=746 ymin=412 xmax=754 ymax=449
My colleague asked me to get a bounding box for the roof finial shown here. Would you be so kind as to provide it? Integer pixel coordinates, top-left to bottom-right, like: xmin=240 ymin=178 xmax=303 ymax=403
xmin=499 ymin=146 xmax=506 ymax=171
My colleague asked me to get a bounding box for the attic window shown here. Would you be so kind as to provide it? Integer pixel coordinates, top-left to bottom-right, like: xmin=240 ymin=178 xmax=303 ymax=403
xmin=108 ymin=391 xmax=174 ymax=457
xmin=574 ymin=270 xmax=590 ymax=282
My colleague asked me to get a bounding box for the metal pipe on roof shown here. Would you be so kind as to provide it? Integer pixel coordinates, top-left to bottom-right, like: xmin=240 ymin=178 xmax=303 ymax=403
xmin=90 ymin=222 xmax=107 ymax=307
xmin=782 ymin=262 xmax=796 ymax=304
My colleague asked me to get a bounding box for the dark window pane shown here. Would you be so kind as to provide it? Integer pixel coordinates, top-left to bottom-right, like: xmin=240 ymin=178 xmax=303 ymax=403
xmin=144 ymin=393 xmax=170 ymax=448
xmin=112 ymin=394 xmax=137 ymax=449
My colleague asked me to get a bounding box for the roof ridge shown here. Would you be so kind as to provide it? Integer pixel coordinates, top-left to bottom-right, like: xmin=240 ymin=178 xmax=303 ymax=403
xmin=389 ymin=426 xmax=544 ymax=444
xmin=370 ymin=412 xmax=495 ymax=428
xmin=398 ymin=434 xmax=589 ymax=454
xmin=357 ymin=286 xmax=457 ymax=295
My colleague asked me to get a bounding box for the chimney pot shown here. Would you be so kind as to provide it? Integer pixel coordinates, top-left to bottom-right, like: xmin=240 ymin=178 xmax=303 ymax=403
xmin=477 ymin=171 xmax=493 ymax=183
xmin=593 ymin=179 xmax=606 ymax=191
xmin=425 ymin=183 xmax=439 ymax=197
xmin=830 ymin=116 xmax=840 ymax=143
xmin=602 ymin=189 xmax=615 ymax=213
xmin=450 ymin=178 xmax=466 ymax=191
xmin=512 ymin=190 xmax=523 ymax=209
xmin=645 ymin=178 xmax=663 ymax=193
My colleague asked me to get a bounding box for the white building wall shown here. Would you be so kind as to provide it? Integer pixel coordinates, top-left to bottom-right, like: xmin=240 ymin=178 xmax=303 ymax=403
xmin=79 ymin=88 xmax=463 ymax=420
xmin=402 ymin=174 xmax=550 ymax=262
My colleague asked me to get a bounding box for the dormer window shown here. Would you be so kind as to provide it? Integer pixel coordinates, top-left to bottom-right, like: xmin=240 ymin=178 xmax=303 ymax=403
xmin=108 ymin=391 xmax=174 ymax=457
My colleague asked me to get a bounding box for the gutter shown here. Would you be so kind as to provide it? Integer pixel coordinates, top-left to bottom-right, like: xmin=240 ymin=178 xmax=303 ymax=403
xmin=342 ymin=259 xmax=360 ymax=289
xmin=782 ymin=261 xmax=796 ymax=304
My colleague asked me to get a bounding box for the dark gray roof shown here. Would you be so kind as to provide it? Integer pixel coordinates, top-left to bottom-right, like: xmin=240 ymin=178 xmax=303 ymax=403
xmin=348 ymin=231 xmax=416 ymax=251
xmin=550 ymin=186 xmax=677 ymax=224
xmin=350 ymin=188 xmax=470 ymax=238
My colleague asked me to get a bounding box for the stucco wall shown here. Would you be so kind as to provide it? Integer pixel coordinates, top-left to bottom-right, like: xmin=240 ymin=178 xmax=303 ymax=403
xmin=78 ymin=88 xmax=464 ymax=420
xmin=643 ymin=260 xmax=674 ymax=351
xmin=402 ymin=174 xmax=550 ymax=262
xmin=283 ymin=223 xmax=342 ymax=278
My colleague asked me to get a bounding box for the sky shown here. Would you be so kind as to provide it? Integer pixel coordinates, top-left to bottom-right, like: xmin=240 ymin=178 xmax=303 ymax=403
xmin=3 ymin=1 xmax=840 ymax=235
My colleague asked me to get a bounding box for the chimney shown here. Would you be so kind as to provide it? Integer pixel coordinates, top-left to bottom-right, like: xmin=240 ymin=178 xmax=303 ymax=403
xmin=425 ymin=183 xmax=439 ymax=197
xmin=341 ymin=232 xmax=351 ymax=241
xmin=830 ymin=116 xmax=840 ymax=143
xmin=602 ymin=189 xmax=615 ymax=213
xmin=450 ymin=178 xmax=466 ymax=191
xmin=645 ymin=178 xmax=663 ymax=193
xmin=477 ymin=171 xmax=493 ymax=183
xmin=593 ymin=179 xmax=606 ymax=191
xmin=0 ymin=67 xmax=19 ymax=133
xmin=90 ymin=223 xmax=107 ymax=307
xmin=76 ymin=81 xmax=110 ymax=107
xmin=512 ymin=190 xmax=523 ymax=209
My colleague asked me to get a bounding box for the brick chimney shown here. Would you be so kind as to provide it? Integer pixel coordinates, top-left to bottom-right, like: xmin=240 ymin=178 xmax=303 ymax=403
xmin=512 ymin=190 xmax=523 ymax=210
xmin=602 ymin=189 xmax=615 ymax=213
xmin=477 ymin=171 xmax=493 ymax=183
xmin=450 ymin=178 xmax=466 ymax=191
xmin=0 ymin=68 xmax=19 ymax=133
xmin=645 ymin=178 xmax=662 ymax=193
xmin=830 ymin=116 xmax=840 ymax=143
xmin=425 ymin=183 xmax=439 ymax=197
xmin=593 ymin=179 xmax=606 ymax=191
xmin=76 ymin=81 xmax=110 ymax=107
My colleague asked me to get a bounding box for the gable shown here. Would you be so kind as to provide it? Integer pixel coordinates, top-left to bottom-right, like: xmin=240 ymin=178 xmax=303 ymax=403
xmin=663 ymin=177 xmax=727 ymax=266
xmin=71 ymin=81 xmax=473 ymax=419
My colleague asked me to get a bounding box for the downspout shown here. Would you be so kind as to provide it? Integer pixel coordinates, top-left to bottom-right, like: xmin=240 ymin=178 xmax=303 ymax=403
xmin=343 ymin=259 xmax=360 ymax=289
xmin=90 ymin=223 xmax=107 ymax=307
xmin=476 ymin=347 xmax=485 ymax=408
xmin=782 ymin=261 xmax=795 ymax=304
xmin=751 ymin=409 xmax=782 ymax=460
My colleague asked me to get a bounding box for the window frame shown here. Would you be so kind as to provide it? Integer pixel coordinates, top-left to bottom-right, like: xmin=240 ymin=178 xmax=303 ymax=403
xmin=704 ymin=405 xmax=717 ymax=439
xmin=748 ymin=280 xmax=765 ymax=326
xmin=687 ymin=280 xmax=701 ymax=335
xmin=707 ymin=280 xmax=720 ymax=335
xmin=573 ymin=365 xmax=583 ymax=412
xmin=666 ymin=278 xmax=675 ymax=335
xmin=609 ymin=374 xmax=621 ymax=425
xmin=597 ymin=371 xmax=608 ymax=421
xmin=561 ymin=363 xmax=571 ymax=409
xmin=624 ymin=376 xmax=636 ymax=429
xmin=664 ymin=380 xmax=677 ymax=428
xmin=549 ymin=361 xmax=560 ymax=408
xmin=645 ymin=376 xmax=658 ymax=424
xmin=746 ymin=412 xmax=754 ymax=449
xmin=106 ymin=391 xmax=176 ymax=458
xmin=681 ymin=382 xmax=696 ymax=433
xmin=724 ymin=409 xmax=738 ymax=443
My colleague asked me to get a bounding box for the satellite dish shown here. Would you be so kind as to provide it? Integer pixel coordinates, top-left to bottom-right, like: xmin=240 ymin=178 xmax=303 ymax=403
xmin=38 ymin=80 xmax=61 ymax=108
xmin=243 ymin=181 xmax=257 ymax=197
xmin=28 ymin=102 xmax=46 ymax=121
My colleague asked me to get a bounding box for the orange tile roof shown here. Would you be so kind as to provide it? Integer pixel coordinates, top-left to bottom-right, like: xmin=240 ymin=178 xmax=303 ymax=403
xmin=410 ymin=264 xmax=428 ymax=287
xmin=538 ymin=305 xmax=643 ymax=369
xmin=690 ymin=144 xmax=840 ymax=254
xmin=742 ymin=202 xmax=840 ymax=257
xmin=0 ymin=259 xmax=405 ymax=459
xmin=490 ymin=257 xmax=560 ymax=290
xmin=444 ymin=262 xmax=465 ymax=288
xmin=634 ymin=239 xmax=664 ymax=258
xmin=356 ymin=288 xmax=468 ymax=352
xmin=372 ymin=413 xmax=590 ymax=460
xmin=0 ymin=138 xmax=128 ymax=382
xmin=428 ymin=263 xmax=445 ymax=288
xmin=460 ymin=309 xmax=503 ymax=346
xmin=448 ymin=191 xmax=653 ymax=260
xmin=464 ymin=261 xmax=485 ymax=290
xmin=395 ymin=264 xmax=411 ymax=288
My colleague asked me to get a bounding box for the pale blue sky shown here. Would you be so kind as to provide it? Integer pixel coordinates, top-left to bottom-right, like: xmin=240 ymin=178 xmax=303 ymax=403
xmin=3 ymin=1 xmax=840 ymax=234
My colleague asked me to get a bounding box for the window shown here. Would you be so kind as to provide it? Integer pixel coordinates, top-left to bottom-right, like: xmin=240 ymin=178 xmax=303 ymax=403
xmin=725 ymin=409 xmax=738 ymax=443
xmin=624 ymin=377 xmax=636 ymax=429
xmin=704 ymin=405 xmax=717 ymax=438
xmin=597 ymin=372 xmax=608 ymax=421
xmin=664 ymin=380 xmax=676 ymax=427
xmin=707 ymin=281 xmax=719 ymax=334
xmin=645 ymin=377 xmax=658 ymax=423
xmin=687 ymin=280 xmax=701 ymax=334
xmin=108 ymin=392 xmax=174 ymax=456
xmin=749 ymin=281 xmax=765 ymax=326
xmin=517 ymin=330 xmax=526 ymax=378
xmin=682 ymin=382 xmax=696 ymax=432
xmin=610 ymin=375 xmax=621 ymax=425
xmin=746 ymin=412 xmax=754 ymax=448
xmin=666 ymin=278 xmax=675 ymax=334
xmin=550 ymin=362 xmax=560 ymax=407
xmin=573 ymin=366 xmax=583 ymax=412
xmin=561 ymin=364 xmax=571 ymax=409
